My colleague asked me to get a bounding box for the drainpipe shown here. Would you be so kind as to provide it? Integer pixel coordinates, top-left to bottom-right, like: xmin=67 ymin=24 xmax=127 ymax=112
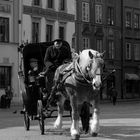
xmin=75 ymin=0 xmax=79 ymax=53
xmin=121 ymin=0 xmax=124 ymax=99
xmin=18 ymin=0 xmax=23 ymax=103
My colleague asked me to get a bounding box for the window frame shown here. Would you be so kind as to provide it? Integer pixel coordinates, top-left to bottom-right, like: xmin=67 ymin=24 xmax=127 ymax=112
xmin=47 ymin=0 xmax=54 ymax=9
xmin=95 ymin=4 xmax=103 ymax=24
xmin=83 ymin=37 xmax=90 ymax=49
xmin=59 ymin=0 xmax=66 ymax=11
xmin=46 ymin=23 xmax=54 ymax=42
xmin=107 ymin=6 xmax=115 ymax=25
xmin=125 ymin=43 xmax=132 ymax=60
xmin=0 ymin=66 xmax=11 ymax=88
xmin=33 ymin=0 xmax=40 ymax=6
xmin=96 ymin=39 xmax=103 ymax=52
xmin=134 ymin=44 xmax=140 ymax=61
xmin=125 ymin=12 xmax=132 ymax=28
xmin=82 ymin=2 xmax=90 ymax=22
xmin=32 ymin=20 xmax=40 ymax=43
xmin=108 ymin=40 xmax=115 ymax=59
xmin=0 ymin=17 xmax=9 ymax=42
xmin=59 ymin=23 xmax=66 ymax=40
xmin=134 ymin=13 xmax=140 ymax=29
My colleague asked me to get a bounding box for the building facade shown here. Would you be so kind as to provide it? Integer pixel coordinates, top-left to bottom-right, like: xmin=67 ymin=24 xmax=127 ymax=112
xmin=75 ymin=0 xmax=140 ymax=100
xmin=123 ymin=0 xmax=140 ymax=99
xmin=0 ymin=0 xmax=19 ymax=102
xmin=0 ymin=0 xmax=75 ymax=103
xmin=21 ymin=0 xmax=75 ymax=45
xmin=19 ymin=0 xmax=75 ymax=102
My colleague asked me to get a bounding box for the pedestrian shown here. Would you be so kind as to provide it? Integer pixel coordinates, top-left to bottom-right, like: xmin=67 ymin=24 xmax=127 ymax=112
xmin=5 ymin=86 xmax=13 ymax=108
xmin=111 ymin=86 xmax=118 ymax=105
xmin=0 ymin=94 xmax=7 ymax=108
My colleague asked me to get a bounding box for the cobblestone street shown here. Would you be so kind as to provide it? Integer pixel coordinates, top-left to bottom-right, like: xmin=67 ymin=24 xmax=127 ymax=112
xmin=0 ymin=101 xmax=140 ymax=140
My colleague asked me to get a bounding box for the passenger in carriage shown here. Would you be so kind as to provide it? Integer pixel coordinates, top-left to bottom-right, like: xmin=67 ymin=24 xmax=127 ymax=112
xmin=21 ymin=58 xmax=40 ymax=114
xmin=28 ymin=58 xmax=39 ymax=87
xmin=41 ymin=39 xmax=72 ymax=103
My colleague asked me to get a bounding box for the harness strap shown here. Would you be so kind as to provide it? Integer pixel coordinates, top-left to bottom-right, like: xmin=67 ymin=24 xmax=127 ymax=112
xmin=74 ymin=60 xmax=93 ymax=85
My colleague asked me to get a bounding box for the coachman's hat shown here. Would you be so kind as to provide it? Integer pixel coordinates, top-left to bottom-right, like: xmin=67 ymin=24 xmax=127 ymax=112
xmin=54 ymin=38 xmax=63 ymax=43
xmin=29 ymin=58 xmax=38 ymax=62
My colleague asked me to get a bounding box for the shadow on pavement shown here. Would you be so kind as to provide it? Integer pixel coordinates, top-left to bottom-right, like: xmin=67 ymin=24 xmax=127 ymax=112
xmin=99 ymin=125 xmax=140 ymax=140
xmin=43 ymin=125 xmax=140 ymax=140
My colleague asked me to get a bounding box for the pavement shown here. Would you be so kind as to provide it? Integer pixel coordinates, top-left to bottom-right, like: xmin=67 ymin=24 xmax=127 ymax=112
xmin=0 ymin=100 xmax=140 ymax=140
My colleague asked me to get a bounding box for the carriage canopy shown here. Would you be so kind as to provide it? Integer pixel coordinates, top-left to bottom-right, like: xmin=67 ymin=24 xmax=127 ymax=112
xmin=19 ymin=40 xmax=71 ymax=82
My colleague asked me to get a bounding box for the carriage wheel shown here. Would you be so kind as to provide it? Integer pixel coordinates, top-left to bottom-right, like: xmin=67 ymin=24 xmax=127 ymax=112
xmin=37 ymin=100 xmax=45 ymax=135
xmin=24 ymin=111 xmax=30 ymax=131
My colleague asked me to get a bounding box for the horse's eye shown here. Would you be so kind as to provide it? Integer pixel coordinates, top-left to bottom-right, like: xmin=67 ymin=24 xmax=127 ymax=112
xmin=89 ymin=63 xmax=92 ymax=68
xmin=86 ymin=63 xmax=92 ymax=71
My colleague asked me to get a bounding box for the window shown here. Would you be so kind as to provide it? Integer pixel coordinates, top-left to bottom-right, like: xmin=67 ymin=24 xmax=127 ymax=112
xmin=32 ymin=21 xmax=40 ymax=43
xmin=95 ymin=4 xmax=102 ymax=24
xmin=72 ymin=37 xmax=76 ymax=49
xmin=134 ymin=44 xmax=140 ymax=60
xmin=95 ymin=0 xmax=102 ymax=3
xmin=0 ymin=17 xmax=9 ymax=42
xmin=46 ymin=24 xmax=53 ymax=42
xmin=0 ymin=4 xmax=10 ymax=13
xmin=126 ymin=12 xmax=131 ymax=28
xmin=108 ymin=40 xmax=114 ymax=59
xmin=96 ymin=39 xmax=103 ymax=52
xmin=107 ymin=7 xmax=114 ymax=25
xmin=126 ymin=43 xmax=131 ymax=60
xmin=82 ymin=2 xmax=89 ymax=22
xmin=0 ymin=66 xmax=11 ymax=88
xmin=59 ymin=26 xmax=65 ymax=40
xmin=59 ymin=0 xmax=65 ymax=11
xmin=47 ymin=0 xmax=54 ymax=9
xmin=126 ymin=79 xmax=140 ymax=97
xmin=134 ymin=13 xmax=140 ymax=29
xmin=83 ymin=38 xmax=89 ymax=49
xmin=33 ymin=0 xmax=40 ymax=6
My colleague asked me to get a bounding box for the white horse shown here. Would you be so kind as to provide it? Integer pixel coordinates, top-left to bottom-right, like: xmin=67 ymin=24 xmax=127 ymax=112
xmin=53 ymin=49 xmax=104 ymax=140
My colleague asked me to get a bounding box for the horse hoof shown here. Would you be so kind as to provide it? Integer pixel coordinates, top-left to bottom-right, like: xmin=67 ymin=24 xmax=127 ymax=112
xmin=91 ymin=132 xmax=98 ymax=137
xmin=71 ymin=134 xmax=80 ymax=140
xmin=54 ymin=124 xmax=62 ymax=129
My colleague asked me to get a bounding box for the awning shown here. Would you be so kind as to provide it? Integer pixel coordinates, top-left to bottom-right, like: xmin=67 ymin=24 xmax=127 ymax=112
xmin=125 ymin=73 xmax=140 ymax=80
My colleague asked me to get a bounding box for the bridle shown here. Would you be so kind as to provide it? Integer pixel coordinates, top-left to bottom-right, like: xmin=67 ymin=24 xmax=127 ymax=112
xmin=74 ymin=56 xmax=103 ymax=86
xmin=74 ymin=60 xmax=93 ymax=85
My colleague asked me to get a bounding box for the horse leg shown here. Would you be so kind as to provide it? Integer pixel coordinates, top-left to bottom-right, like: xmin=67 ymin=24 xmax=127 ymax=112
xmin=90 ymin=95 xmax=100 ymax=137
xmin=70 ymin=96 xmax=80 ymax=140
xmin=54 ymin=93 xmax=65 ymax=129
xmin=80 ymin=102 xmax=90 ymax=133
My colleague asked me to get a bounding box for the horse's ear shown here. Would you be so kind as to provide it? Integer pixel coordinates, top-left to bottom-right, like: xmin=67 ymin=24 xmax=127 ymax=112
xmin=100 ymin=51 xmax=106 ymax=58
xmin=88 ymin=51 xmax=94 ymax=59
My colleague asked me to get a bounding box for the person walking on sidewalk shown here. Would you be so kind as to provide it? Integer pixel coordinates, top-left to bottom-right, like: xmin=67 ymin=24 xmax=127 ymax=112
xmin=111 ymin=86 xmax=118 ymax=105
xmin=5 ymin=86 xmax=13 ymax=108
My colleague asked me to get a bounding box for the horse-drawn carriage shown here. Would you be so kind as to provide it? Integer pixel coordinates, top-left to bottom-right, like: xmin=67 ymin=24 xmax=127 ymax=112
xmin=18 ymin=40 xmax=72 ymax=134
xmin=18 ymin=40 xmax=105 ymax=140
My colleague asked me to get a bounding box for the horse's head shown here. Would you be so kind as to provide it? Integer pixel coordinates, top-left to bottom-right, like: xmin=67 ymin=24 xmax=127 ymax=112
xmin=79 ymin=49 xmax=104 ymax=90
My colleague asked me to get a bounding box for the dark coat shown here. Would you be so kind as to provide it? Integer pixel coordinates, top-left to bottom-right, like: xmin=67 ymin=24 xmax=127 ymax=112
xmin=44 ymin=45 xmax=72 ymax=72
